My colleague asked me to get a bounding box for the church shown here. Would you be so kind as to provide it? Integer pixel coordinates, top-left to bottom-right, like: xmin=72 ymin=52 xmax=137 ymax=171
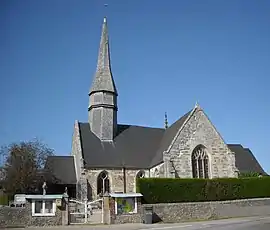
xmin=45 ymin=17 xmax=266 ymax=201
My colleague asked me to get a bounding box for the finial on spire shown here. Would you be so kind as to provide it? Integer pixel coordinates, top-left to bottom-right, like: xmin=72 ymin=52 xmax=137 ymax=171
xmin=195 ymin=101 xmax=199 ymax=108
xmin=164 ymin=112 xmax=168 ymax=129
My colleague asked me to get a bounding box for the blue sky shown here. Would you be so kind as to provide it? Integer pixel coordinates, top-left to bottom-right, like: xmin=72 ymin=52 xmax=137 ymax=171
xmin=0 ymin=0 xmax=269 ymax=173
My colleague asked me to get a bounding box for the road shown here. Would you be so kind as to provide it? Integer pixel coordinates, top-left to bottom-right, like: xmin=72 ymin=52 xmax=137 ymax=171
xmin=23 ymin=216 xmax=270 ymax=230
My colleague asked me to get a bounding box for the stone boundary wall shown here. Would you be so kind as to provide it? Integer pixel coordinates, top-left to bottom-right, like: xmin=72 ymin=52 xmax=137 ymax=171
xmin=0 ymin=201 xmax=65 ymax=227
xmin=0 ymin=206 xmax=28 ymax=227
xmin=109 ymin=197 xmax=142 ymax=224
xmin=142 ymin=198 xmax=270 ymax=223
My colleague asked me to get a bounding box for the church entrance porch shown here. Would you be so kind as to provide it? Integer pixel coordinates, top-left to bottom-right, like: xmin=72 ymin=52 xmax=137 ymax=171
xmin=68 ymin=198 xmax=103 ymax=225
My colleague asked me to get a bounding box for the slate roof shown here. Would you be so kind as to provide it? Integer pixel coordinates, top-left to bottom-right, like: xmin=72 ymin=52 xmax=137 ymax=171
xmin=228 ymin=144 xmax=267 ymax=175
xmin=78 ymin=113 xmax=266 ymax=175
xmin=79 ymin=123 xmax=164 ymax=169
xmin=44 ymin=156 xmax=77 ymax=184
xmin=90 ymin=17 xmax=117 ymax=95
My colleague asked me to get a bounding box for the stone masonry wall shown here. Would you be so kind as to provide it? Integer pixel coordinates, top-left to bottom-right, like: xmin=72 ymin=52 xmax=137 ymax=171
xmin=0 ymin=200 xmax=63 ymax=227
xmin=85 ymin=168 xmax=149 ymax=200
xmin=109 ymin=197 xmax=142 ymax=224
xmin=143 ymin=198 xmax=270 ymax=223
xmin=166 ymin=106 xmax=237 ymax=179
xmin=149 ymin=163 xmax=164 ymax=178
xmin=71 ymin=120 xmax=83 ymax=182
xmin=0 ymin=206 xmax=28 ymax=227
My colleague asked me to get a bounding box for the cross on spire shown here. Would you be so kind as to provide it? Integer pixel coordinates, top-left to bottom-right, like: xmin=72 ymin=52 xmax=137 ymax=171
xmin=104 ymin=3 xmax=108 ymax=19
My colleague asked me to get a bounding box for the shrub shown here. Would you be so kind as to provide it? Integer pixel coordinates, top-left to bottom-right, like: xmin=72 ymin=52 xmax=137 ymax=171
xmin=136 ymin=177 xmax=270 ymax=204
xmin=239 ymin=171 xmax=261 ymax=178
xmin=0 ymin=194 xmax=9 ymax=205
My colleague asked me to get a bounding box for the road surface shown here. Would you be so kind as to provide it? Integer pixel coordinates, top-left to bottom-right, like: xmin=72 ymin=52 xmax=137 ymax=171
xmin=21 ymin=216 xmax=270 ymax=230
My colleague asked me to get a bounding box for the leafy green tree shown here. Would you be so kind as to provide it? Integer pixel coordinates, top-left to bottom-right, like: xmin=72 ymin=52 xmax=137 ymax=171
xmin=0 ymin=139 xmax=54 ymax=196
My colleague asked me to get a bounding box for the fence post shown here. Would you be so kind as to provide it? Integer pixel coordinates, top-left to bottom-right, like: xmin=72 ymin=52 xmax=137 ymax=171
xmin=84 ymin=199 xmax=87 ymax=223
xmin=102 ymin=192 xmax=111 ymax=224
xmin=62 ymin=193 xmax=69 ymax=225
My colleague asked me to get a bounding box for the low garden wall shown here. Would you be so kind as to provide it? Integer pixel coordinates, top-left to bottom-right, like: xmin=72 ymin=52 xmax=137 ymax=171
xmin=0 ymin=200 xmax=64 ymax=227
xmin=0 ymin=206 xmax=28 ymax=228
xmin=143 ymin=198 xmax=270 ymax=223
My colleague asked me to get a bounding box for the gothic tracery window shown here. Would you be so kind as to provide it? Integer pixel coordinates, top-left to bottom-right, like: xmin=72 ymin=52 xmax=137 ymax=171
xmin=97 ymin=171 xmax=110 ymax=196
xmin=192 ymin=145 xmax=209 ymax=179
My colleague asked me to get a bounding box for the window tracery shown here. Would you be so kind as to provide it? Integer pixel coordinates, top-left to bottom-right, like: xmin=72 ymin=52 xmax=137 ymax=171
xmin=192 ymin=145 xmax=209 ymax=179
xmin=97 ymin=171 xmax=110 ymax=196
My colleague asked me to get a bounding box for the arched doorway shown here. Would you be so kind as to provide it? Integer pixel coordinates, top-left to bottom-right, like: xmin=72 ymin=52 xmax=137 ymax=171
xmin=97 ymin=171 xmax=110 ymax=196
xmin=191 ymin=145 xmax=209 ymax=178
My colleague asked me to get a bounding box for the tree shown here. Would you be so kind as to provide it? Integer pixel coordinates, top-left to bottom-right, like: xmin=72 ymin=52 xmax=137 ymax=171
xmin=0 ymin=138 xmax=54 ymax=196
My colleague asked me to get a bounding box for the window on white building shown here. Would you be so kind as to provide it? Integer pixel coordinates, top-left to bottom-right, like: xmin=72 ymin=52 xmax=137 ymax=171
xmin=32 ymin=200 xmax=56 ymax=216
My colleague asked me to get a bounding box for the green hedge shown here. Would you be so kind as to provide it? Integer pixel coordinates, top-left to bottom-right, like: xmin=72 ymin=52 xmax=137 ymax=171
xmin=136 ymin=177 xmax=270 ymax=204
xmin=0 ymin=194 xmax=9 ymax=205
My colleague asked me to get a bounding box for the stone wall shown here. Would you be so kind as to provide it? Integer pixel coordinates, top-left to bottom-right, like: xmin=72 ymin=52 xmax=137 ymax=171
xmin=71 ymin=120 xmax=83 ymax=182
xmin=150 ymin=163 xmax=164 ymax=178
xmin=109 ymin=197 xmax=142 ymax=224
xmin=143 ymin=198 xmax=270 ymax=223
xmin=165 ymin=106 xmax=238 ymax=179
xmin=0 ymin=200 xmax=65 ymax=227
xmin=0 ymin=206 xmax=28 ymax=227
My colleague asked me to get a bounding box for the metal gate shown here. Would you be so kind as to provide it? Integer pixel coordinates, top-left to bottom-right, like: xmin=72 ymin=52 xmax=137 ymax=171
xmin=69 ymin=198 xmax=103 ymax=224
xmin=87 ymin=199 xmax=103 ymax=224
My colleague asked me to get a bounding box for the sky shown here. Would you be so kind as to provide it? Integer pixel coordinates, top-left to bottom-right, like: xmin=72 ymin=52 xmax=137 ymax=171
xmin=0 ymin=0 xmax=269 ymax=173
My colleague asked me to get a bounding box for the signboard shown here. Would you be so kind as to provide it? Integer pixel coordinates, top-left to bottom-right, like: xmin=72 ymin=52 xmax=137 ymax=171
xmin=14 ymin=194 xmax=26 ymax=204
xmin=116 ymin=197 xmax=136 ymax=214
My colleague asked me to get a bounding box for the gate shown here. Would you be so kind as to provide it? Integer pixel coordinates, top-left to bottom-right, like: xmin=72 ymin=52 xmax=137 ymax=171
xmin=87 ymin=199 xmax=103 ymax=224
xmin=69 ymin=198 xmax=103 ymax=224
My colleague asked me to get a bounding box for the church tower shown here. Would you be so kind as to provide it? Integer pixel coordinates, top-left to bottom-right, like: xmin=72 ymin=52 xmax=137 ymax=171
xmin=88 ymin=17 xmax=118 ymax=141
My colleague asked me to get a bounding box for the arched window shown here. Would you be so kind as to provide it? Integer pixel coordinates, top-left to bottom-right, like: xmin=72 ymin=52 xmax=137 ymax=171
xmin=97 ymin=171 xmax=110 ymax=196
xmin=192 ymin=145 xmax=209 ymax=179
xmin=136 ymin=170 xmax=145 ymax=179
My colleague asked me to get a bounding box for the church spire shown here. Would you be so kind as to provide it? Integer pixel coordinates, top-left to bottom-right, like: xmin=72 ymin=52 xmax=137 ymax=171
xmin=89 ymin=17 xmax=117 ymax=95
xmin=88 ymin=17 xmax=118 ymax=141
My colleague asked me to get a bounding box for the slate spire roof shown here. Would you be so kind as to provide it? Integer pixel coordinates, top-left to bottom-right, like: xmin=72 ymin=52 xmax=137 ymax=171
xmin=90 ymin=17 xmax=117 ymax=95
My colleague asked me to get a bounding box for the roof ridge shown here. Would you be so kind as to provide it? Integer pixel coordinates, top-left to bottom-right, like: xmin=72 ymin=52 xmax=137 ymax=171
xmin=118 ymin=124 xmax=165 ymax=130
xmin=227 ymin=144 xmax=244 ymax=147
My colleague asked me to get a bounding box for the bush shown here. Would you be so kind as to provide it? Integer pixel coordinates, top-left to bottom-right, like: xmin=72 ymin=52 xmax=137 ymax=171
xmin=0 ymin=194 xmax=9 ymax=205
xmin=136 ymin=177 xmax=270 ymax=204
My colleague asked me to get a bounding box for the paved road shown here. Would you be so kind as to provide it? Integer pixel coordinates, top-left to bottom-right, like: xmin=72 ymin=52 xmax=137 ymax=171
xmin=23 ymin=216 xmax=270 ymax=230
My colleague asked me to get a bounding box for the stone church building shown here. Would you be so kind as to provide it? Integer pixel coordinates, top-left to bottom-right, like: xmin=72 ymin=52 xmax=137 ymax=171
xmin=45 ymin=18 xmax=266 ymax=201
